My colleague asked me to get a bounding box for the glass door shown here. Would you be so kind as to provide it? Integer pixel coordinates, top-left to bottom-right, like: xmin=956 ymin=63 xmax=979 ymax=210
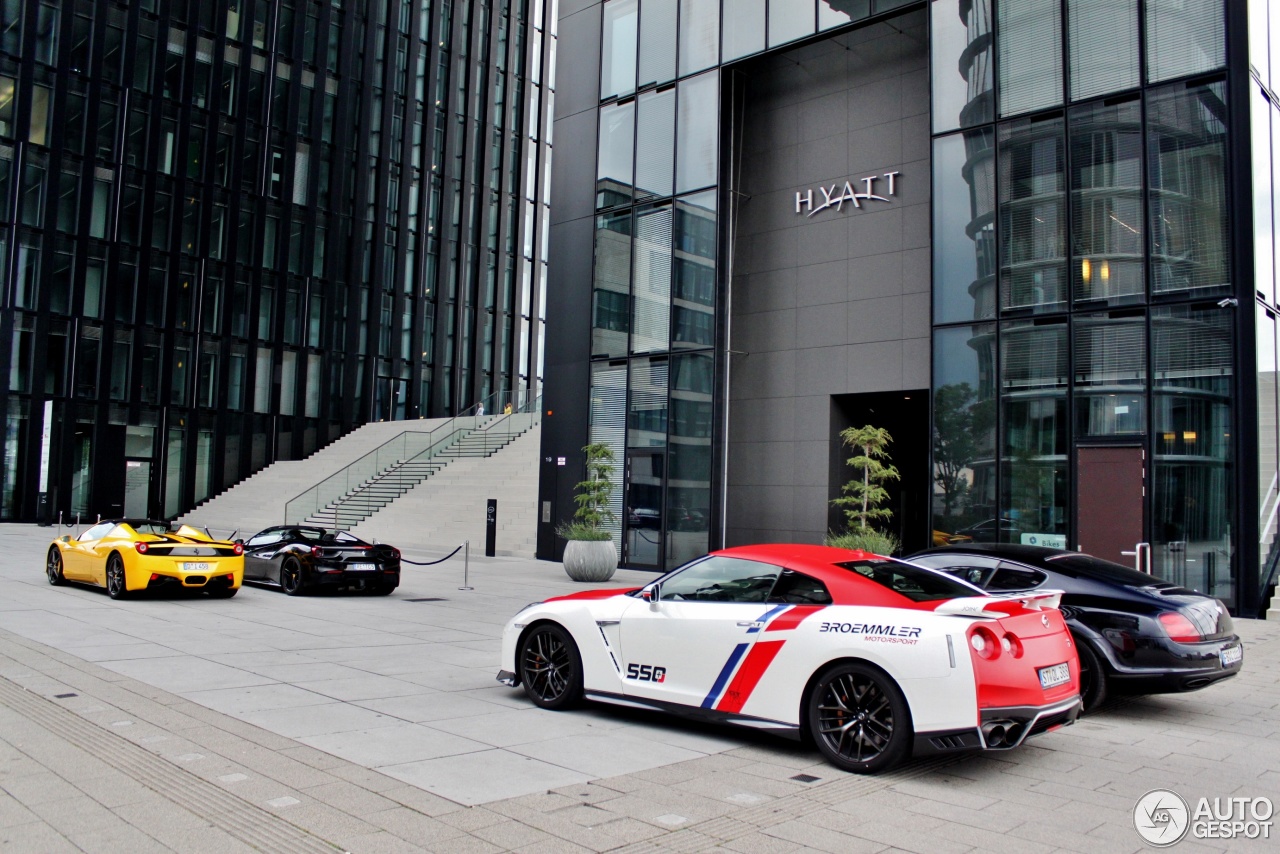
xmin=624 ymin=446 xmax=665 ymax=569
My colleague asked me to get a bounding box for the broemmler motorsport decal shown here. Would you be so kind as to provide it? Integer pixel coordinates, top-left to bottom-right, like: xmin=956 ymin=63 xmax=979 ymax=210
xmin=819 ymin=622 xmax=922 ymax=645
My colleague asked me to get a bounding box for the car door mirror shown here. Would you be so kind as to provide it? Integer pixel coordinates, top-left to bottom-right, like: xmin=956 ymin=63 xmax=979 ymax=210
xmin=641 ymin=583 xmax=659 ymax=609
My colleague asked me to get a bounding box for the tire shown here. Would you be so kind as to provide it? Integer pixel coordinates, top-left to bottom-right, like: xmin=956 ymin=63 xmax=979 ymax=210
xmin=207 ymin=586 xmax=238 ymax=599
xmin=46 ymin=548 xmax=65 ymax=586
xmin=1075 ymin=635 xmax=1108 ymax=713
xmin=370 ymin=584 xmax=395 ymax=596
xmin=807 ymin=662 xmax=912 ymax=774
xmin=106 ymin=554 xmax=129 ymax=600
xmin=280 ymin=558 xmax=305 ymax=596
xmin=518 ymin=623 xmax=584 ymax=711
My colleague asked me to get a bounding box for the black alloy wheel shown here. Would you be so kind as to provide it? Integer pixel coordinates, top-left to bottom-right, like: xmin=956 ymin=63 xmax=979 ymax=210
xmin=46 ymin=548 xmax=65 ymax=586
xmin=519 ymin=624 xmax=583 ymax=710
xmin=280 ymin=558 xmax=304 ymax=596
xmin=106 ymin=554 xmax=129 ymax=600
xmin=807 ymin=662 xmax=912 ymax=774
xmin=1074 ymin=635 xmax=1107 ymax=713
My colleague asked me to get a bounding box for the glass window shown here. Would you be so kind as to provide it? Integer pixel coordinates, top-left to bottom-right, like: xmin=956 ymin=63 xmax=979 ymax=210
xmin=768 ymin=0 xmax=814 ymax=49
xmin=722 ymin=0 xmax=764 ymax=62
xmin=1147 ymin=80 xmax=1229 ymax=297
xmin=1151 ymin=304 xmax=1234 ymax=603
xmin=820 ymin=0 xmax=866 ymax=31
xmin=768 ymin=569 xmax=832 ymax=604
xmin=667 ymin=350 xmax=713 ymax=567
xmin=931 ymin=0 xmax=993 ymax=133
xmin=1145 ymin=0 xmax=1224 ymax=85
xmin=658 ymin=555 xmax=782 ymax=602
xmin=1068 ymin=0 xmax=1138 ymax=102
xmin=1253 ymin=91 xmax=1274 ymax=306
xmin=1069 ymin=97 xmax=1144 ymax=305
xmin=601 ymin=0 xmax=638 ymax=99
xmin=592 ymin=210 xmax=632 ymax=358
xmin=638 ymin=0 xmax=677 ymax=88
xmin=932 ymin=323 xmax=997 ymax=542
xmin=110 ymin=330 xmax=130 ymax=401
xmin=997 ymin=0 xmax=1062 ymax=118
xmin=588 ymin=362 xmax=627 ymax=547
xmin=999 ymin=114 xmax=1066 ymax=313
xmin=0 ymin=74 xmax=14 ymax=138
xmin=635 ymin=88 xmax=675 ymax=200
xmin=597 ymin=100 xmax=634 ymax=209
xmin=934 ymin=129 xmax=996 ymax=323
xmin=676 ymin=72 xmax=717 ymax=194
xmin=1073 ymin=311 xmax=1146 ymax=437
xmin=631 ymin=204 xmax=672 ymax=354
xmin=678 ymin=0 xmax=718 ymax=76
xmin=837 ymin=558 xmax=980 ymax=602
xmin=1001 ymin=318 xmax=1068 ymax=541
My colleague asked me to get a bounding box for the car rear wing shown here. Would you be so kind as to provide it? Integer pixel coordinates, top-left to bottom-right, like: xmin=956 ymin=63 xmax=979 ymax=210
xmin=933 ymin=590 xmax=1065 ymax=618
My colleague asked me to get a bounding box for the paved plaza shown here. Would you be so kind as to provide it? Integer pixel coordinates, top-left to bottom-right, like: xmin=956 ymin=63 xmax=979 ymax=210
xmin=0 ymin=522 xmax=1277 ymax=852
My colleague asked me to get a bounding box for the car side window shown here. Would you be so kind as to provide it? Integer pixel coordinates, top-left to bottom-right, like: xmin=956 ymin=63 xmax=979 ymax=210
xmin=768 ymin=569 xmax=832 ymax=605
xmin=246 ymin=531 xmax=282 ymax=547
xmin=912 ymin=554 xmax=1000 ymax=588
xmin=658 ymin=556 xmax=782 ymax=603
xmin=989 ymin=563 xmax=1048 ymax=591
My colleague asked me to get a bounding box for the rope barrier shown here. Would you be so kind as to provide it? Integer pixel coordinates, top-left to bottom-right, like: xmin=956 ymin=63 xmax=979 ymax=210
xmin=398 ymin=544 xmax=465 ymax=566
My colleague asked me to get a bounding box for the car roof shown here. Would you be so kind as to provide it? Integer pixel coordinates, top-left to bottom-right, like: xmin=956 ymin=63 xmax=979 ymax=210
xmin=912 ymin=543 xmax=1069 ymax=566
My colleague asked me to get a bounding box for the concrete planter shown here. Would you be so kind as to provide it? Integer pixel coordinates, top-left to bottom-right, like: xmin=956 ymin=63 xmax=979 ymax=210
xmin=562 ymin=539 xmax=618 ymax=583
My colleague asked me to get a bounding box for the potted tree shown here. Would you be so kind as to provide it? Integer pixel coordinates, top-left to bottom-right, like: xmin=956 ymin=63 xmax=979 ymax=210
xmin=827 ymin=425 xmax=901 ymax=555
xmin=558 ymin=443 xmax=619 ymax=582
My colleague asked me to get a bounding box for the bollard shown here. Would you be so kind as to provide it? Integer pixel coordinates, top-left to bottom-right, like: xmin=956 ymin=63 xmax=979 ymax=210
xmin=459 ymin=540 xmax=474 ymax=590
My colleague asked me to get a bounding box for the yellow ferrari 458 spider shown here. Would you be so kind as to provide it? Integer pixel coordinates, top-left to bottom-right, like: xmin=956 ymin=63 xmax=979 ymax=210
xmin=46 ymin=519 xmax=244 ymax=600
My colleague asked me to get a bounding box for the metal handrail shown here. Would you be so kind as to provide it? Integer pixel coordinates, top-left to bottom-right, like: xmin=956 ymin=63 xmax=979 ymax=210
xmin=283 ymin=391 xmax=542 ymax=526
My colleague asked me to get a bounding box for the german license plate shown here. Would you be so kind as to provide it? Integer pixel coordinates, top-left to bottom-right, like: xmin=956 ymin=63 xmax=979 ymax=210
xmin=1220 ymin=644 xmax=1243 ymax=668
xmin=182 ymin=562 xmax=210 ymax=572
xmin=1038 ymin=662 xmax=1071 ymax=689
xmin=347 ymin=563 xmax=376 ymax=572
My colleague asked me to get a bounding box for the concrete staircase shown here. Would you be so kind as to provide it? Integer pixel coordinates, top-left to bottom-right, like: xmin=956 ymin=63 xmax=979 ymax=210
xmin=176 ymin=418 xmax=455 ymax=537
xmin=303 ymin=458 xmax=454 ymax=528
xmin=1268 ymin=585 xmax=1280 ymax=620
xmin=353 ymin=424 xmax=541 ymax=559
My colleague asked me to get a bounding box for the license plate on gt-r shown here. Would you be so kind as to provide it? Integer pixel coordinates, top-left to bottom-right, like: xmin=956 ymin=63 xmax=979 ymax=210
xmin=1220 ymin=645 xmax=1243 ymax=668
xmin=1038 ymin=662 xmax=1071 ymax=689
xmin=347 ymin=563 xmax=376 ymax=572
xmin=183 ymin=562 xmax=210 ymax=571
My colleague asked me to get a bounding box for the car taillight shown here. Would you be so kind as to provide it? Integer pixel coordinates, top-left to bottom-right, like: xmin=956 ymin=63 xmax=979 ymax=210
xmin=232 ymin=543 xmax=244 ymax=555
xmin=1001 ymin=632 xmax=1024 ymax=658
xmin=1158 ymin=611 xmax=1202 ymax=643
xmin=969 ymin=625 xmax=1000 ymax=660
xmin=390 ymin=548 xmax=400 ymax=559
xmin=135 ymin=542 xmax=149 ymax=553
xmin=311 ymin=546 xmax=321 ymax=557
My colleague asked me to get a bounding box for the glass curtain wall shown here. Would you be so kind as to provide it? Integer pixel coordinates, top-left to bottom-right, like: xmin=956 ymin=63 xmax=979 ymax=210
xmin=930 ymin=0 xmax=1237 ymax=604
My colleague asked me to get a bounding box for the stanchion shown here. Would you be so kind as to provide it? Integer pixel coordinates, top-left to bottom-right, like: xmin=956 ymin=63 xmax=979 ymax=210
xmin=459 ymin=540 xmax=473 ymax=590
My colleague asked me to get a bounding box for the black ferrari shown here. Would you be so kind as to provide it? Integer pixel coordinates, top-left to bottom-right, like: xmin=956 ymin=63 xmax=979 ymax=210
xmin=241 ymin=525 xmax=401 ymax=595
xmin=908 ymin=544 xmax=1243 ymax=712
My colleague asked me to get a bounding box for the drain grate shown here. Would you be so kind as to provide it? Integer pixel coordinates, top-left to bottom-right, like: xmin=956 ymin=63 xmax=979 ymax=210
xmin=790 ymin=774 xmax=821 ymax=783
xmin=404 ymin=597 xmax=446 ymax=602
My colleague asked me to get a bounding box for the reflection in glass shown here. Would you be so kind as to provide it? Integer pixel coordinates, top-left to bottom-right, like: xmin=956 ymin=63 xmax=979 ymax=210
xmin=601 ymin=0 xmax=638 ymax=99
xmin=589 ymin=363 xmax=627 ymax=550
xmin=933 ymin=129 xmax=995 ymax=323
xmin=638 ymin=0 xmax=677 ymax=88
xmin=1151 ymin=305 xmax=1233 ymax=604
xmin=592 ymin=211 xmax=632 ymax=358
xmin=673 ymin=191 xmax=716 ymax=349
xmin=667 ymin=351 xmax=714 ymax=568
xmin=1067 ymin=0 xmax=1138 ymax=102
xmin=1001 ymin=319 xmax=1068 ymax=540
xmin=1256 ymin=307 xmax=1278 ymax=589
xmin=999 ymin=115 xmax=1066 ymax=313
xmin=1145 ymin=0 xmax=1224 ymax=84
xmin=631 ymin=205 xmax=672 ymax=354
xmin=678 ymin=0 xmax=718 ymax=77
xmin=1147 ymin=80 xmax=1229 ymax=296
xmin=596 ymin=100 xmax=634 ymax=210
xmin=932 ymin=324 xmax=997 ymax=541
xmin=930 ymin=0 xmax=993 ymax=133
xmin=1073 ymin=312 xmax=1146 ymax=437
xmin=676 ymin=72 xmax=718 ymax=194
xmin=820 ymin=1 xmax=868 ymax=32
xmin=627 ymin=359 xmax=669 ymax=566
xmin=996 ymin=0 xmax=1062 ymax=118
xmin=635 ymin=88 xmax=675 ymax=201
xmin=1070 ymin=98 xmax=1144 ymax=305
xmin=723 ymin=0 xmax=765 ymax=62
xmin=769 ymin=0 xmax=815 ymax=48
xmin=1252 ymin=92 xmax=1274 ymax=306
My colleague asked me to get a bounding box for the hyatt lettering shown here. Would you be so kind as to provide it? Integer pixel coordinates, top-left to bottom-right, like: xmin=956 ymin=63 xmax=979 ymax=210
xmin=796 ymin=171 xmax=899 ymax=218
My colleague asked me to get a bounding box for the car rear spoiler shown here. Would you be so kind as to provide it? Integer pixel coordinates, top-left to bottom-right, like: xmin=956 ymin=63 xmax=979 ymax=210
xmin=934 ymin=590 xmax=1065 ymax=618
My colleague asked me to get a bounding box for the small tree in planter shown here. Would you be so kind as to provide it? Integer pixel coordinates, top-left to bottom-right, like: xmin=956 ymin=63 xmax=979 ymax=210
xmin=827 ymin=425 xmax=901 ymax=555
xmin=558 ymin=443 xmax=619 ymax=581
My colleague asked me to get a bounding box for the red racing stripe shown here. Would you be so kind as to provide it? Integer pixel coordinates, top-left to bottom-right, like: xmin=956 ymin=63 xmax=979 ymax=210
xmin=763 ymin=605 xmax=824 ymax=632
xmin=715 ymin=640 xmax=785 ymax=714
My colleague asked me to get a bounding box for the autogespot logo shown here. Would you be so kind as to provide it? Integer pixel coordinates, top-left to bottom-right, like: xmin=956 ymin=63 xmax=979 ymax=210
xmin=1134 ymin=789 xmax=1190 ymax=847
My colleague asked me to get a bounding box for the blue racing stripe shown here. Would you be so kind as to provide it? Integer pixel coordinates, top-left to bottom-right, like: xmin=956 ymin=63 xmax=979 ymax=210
xmin=747 ymin=604 xmax=790 ymax=633
xmin=701 ymin=643 xmax=749 ymax=708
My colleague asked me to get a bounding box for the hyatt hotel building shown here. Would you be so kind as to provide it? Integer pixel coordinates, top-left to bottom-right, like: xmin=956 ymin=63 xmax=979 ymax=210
xmin=538 ymin=0 xmax=1280 ymax=616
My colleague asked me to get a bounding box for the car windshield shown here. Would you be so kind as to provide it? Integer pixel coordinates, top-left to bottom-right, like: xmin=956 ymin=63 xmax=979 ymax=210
xmin=836 ymin=558 xmax=983 ymax=602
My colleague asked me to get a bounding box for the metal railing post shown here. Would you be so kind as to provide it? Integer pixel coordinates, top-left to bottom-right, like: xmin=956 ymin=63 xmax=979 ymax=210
xmin=459 ymin=541 xmax=473 ymax=590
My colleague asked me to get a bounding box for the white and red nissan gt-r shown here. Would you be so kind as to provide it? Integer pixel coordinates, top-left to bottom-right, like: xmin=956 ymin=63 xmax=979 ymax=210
xmin=498 ymin=544 xmax=1082 ymax=773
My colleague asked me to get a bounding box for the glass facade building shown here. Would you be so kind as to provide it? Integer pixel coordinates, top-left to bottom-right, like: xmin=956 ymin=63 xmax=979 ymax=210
xmin=541 ymin=0 xmax=1278 ymax=615
xmin=0 ymin=0 xmax=554 ymax=522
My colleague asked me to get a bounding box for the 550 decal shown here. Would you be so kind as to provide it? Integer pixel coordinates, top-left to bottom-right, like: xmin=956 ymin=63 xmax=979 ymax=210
xmin=626 ymin=663 xmax=667 ymax=682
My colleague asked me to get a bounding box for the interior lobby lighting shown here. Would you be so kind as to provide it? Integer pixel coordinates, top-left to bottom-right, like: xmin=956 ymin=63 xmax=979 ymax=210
xmin=1081 ymin=258 xmax=1091 ymax=283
